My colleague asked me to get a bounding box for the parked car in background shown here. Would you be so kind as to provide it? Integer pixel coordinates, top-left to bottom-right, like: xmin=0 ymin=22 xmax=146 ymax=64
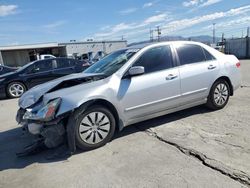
xmin=39 ymin=54 xmax=56 ymax=60
xmin=16 ymin=41 xmax=241 ymax=154
xmin=0 ymin=57 xmax=90 ymax=98
xmin=0 ymin=64 xmax=17 ymax=75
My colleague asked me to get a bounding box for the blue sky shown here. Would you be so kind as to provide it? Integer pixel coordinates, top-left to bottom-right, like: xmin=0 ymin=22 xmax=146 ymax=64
xmin=0 ymin=0 xmax=250 ymax=45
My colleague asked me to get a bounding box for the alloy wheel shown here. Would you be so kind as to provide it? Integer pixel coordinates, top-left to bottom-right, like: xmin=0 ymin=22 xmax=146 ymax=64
xmin=78 ymin=111 xmax=111 ymax=145
xmin=213 ymin=83 xmax=229 ymax=106
xmin=9 ymin=83 xmax=25 ymax=97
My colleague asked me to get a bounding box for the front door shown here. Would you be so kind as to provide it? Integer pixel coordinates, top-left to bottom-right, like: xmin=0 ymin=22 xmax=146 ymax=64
xmin=119 ymin=45 xmax=181 ymax=123
xmin=23 ymin=59 xmax=55 ymax=88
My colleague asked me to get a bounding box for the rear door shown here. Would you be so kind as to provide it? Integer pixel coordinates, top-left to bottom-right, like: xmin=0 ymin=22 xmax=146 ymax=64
xmin=174 ymin=44 xmax=219 ymax=105
xmin=119 ymin=45 xmax=181 ymax=123
xmin=52 ymin=58 xmax=75 ymax=77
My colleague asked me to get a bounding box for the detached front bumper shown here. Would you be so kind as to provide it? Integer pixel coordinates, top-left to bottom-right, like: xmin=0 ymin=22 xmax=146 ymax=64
xmin=16 ymin=108 xmax=67 ymax=148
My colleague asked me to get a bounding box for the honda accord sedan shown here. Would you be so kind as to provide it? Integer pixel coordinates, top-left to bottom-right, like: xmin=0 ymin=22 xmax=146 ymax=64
xmin=16 ymin=41 xmax=241 ymax=154
xmin=0 ymin=57 xmax=89 ymax=98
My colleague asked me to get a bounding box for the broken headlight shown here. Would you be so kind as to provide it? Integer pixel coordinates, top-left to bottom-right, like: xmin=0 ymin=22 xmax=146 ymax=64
xmin=23 ymin=98 xmax=61 ymax=122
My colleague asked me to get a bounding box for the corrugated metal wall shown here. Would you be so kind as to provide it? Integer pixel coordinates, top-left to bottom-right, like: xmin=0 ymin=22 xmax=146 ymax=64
xmin=225 ymin=38 xmax=250 ymax=59
xmin=2 ymin=50 xmax=30 ymax=67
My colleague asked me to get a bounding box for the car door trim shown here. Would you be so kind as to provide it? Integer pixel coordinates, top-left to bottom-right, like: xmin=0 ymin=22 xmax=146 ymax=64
xmin=125 ymin=94 xmax=181 ymax=112
xmin=181 ymin=88 xmax=208 ymax=96
xmin=125 ymin=88 xmax=207 ymax=112
xmin=125 ymin=98 xmax=207 ymax=126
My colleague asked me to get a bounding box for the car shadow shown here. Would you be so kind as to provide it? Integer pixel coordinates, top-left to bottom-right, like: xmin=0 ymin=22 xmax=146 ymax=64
xmin=0 ymin=96 xmax=7 ymax=100
xmin=0 ymin=105 xmax=212 ymax=171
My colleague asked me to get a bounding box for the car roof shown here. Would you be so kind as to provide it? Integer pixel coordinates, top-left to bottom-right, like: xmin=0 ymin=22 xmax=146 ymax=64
xmin=127 ymin=41 xmax=207 ymax=50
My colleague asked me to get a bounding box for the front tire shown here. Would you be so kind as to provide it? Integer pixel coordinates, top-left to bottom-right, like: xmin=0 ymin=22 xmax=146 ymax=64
xmin=7 ymin=82 xmax=26 ymax=98
xmin=206 ymin=79 xmax=230 ymax=110
xmin=75 ymin=105 xmax=116 ymax=150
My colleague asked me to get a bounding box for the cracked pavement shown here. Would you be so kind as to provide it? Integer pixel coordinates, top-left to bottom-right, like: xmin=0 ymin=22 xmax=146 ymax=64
xmin=0 ymin=60 xmax=250 ymax=188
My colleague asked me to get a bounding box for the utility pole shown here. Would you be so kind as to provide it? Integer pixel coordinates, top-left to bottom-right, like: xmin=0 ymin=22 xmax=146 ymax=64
xmin=246 ymin=27 xmax=250 ymax=58
xmin=155 ymin=26 xmax=161 ymax=42
xmin=221 ymin=33 xmax=225 ymax=53
xmin=102 ymin=41 xmax=106 ymax=54
xmin=149 ymin=28 xmax=154 ymax=42
xmin=213 ymin=23 xmax=216 ymax=44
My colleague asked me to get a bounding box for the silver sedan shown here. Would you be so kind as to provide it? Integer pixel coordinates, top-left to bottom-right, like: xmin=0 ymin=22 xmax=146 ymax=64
xmin=17 ymin=41 xmax=241 ymax=153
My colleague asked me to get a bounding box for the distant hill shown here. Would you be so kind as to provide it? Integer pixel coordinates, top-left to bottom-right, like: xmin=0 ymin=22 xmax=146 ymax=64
xmin=128 ymin=35 xmax=221 ymax=46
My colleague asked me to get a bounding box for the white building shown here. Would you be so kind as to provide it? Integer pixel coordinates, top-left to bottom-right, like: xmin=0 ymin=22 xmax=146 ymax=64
xmin=62 ymin=40 xmax=127 ymax=59
xmin=0 ymin=40 xmax=127 ymax=67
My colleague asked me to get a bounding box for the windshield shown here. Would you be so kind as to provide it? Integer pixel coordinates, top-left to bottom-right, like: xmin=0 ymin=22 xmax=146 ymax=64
xmin=84 ymin=49 xmax=139 ymax=76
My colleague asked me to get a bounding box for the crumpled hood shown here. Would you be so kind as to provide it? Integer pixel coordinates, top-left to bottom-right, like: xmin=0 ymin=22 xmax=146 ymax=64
xmin=19 ymin=72 xmax=105 ymax=109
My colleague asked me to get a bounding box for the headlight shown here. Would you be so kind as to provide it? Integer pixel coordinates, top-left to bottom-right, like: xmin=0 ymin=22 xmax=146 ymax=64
xmin=23 ymin=98 xmax=61 ymax=121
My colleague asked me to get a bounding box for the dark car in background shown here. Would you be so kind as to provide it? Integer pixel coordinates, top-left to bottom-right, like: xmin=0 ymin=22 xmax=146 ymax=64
xmin=0 ymin=57 xmax=90 ymax=98
xmin=0 ymin=65 xmax=17 ymax=75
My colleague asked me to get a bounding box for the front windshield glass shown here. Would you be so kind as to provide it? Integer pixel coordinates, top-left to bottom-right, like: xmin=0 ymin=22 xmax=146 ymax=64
xmin=84 ymin=49 xmax=139 ymax=76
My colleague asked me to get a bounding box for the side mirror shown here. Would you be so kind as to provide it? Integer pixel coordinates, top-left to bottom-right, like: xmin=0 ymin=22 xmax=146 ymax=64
xmin=128 ymin=66 xmax=145 ymax=77
xmin=32 ymin=67 xmax=40 ymax=73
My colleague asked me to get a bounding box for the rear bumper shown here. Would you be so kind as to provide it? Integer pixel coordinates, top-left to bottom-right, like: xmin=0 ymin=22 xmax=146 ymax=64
xmin=0 ymin=84 xmax=6 ymax=98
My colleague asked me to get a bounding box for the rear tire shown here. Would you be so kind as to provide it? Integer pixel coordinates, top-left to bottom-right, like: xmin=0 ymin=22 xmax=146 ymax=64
xmin=75 ymin=105 xmax=116 ymax=150
xmin=7 ymin=82 xmax=26 ymax=98
xmin=206 ymin=79 xmax=230 ymax=110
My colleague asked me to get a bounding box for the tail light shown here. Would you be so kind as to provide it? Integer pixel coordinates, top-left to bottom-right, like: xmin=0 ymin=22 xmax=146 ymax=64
xmin=236 ymin=62 xmax=241 ymax=68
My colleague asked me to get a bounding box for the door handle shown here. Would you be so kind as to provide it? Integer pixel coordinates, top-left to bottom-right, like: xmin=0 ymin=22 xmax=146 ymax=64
xmin=208 ymin=65 xmax=216 ymax=70
xmin=166 ymin=74 xmax=178 ymax=80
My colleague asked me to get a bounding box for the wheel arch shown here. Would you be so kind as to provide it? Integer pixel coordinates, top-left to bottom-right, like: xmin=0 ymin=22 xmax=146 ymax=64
xmin=77 ymin=99 xmax=123 ymax=132
xmin=6 ymin=80 xmax=28 ymax=90
xmin=214 ymin=76 xmax=234 ymax=96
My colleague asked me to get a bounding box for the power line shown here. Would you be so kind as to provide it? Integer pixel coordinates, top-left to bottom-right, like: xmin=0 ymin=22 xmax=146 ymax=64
xmin=213 ymin=23 xmax=216 ymax=44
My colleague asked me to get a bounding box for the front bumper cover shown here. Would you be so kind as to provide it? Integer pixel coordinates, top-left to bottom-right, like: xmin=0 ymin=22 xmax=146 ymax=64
xmin=16 ymin=108 xmax=67 ymax=148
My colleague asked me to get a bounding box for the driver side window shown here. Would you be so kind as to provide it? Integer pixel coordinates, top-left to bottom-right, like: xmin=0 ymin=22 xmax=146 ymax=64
xmin=31 ymin=60 xmax=52 ymax=73
xmin=133 ymin=45 xmax=173 ymax=74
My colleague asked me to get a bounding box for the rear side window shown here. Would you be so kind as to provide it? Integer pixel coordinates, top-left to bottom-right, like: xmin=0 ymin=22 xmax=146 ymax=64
xmin=202 ymin=48 xmax=216 ymax=61
xmin=176 ymin=44 xmax=206 ymax=65
xmin=56 ymin=59 xmax=70 ymax=68
xmin=133 ymin=45 xmax=173 ymax=74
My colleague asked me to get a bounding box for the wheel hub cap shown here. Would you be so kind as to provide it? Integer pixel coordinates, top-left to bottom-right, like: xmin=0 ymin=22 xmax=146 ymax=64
xmin=9 ymin=84 xmax=24 ymax=97
xmin=79 ymin=112 xmax=111 ymax=145
xmin=213 ymin=83 xmax=228 ymax=106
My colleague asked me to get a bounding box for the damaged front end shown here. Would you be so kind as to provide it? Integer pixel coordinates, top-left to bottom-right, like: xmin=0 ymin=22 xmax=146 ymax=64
xmin=16 ymin=98 xmax=71 ymax=156
xmin=16 ymin=73 xmax=109 ymax=157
